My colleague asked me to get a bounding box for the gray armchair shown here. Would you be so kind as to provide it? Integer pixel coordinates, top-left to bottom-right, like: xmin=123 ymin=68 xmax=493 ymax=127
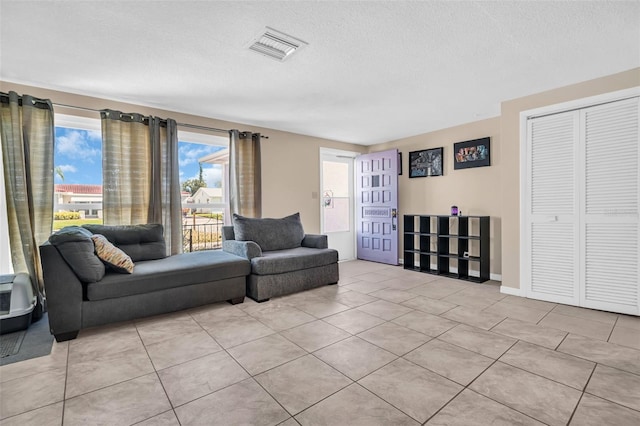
xmin=222 ymin=213 xmax=339 ymax=302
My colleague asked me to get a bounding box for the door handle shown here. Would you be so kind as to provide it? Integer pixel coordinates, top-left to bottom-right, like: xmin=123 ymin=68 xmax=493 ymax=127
xmin=392 ymin=208 xmax=397 ymax=230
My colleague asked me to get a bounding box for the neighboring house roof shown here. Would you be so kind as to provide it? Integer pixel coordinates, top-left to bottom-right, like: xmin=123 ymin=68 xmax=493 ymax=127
xmin=55 ymin=184 xmax=102 ymax=194
xmin=199 ymin=149 xmax=229 ymax=165
xmin=192 ymin=187 xmax=222 ymax=198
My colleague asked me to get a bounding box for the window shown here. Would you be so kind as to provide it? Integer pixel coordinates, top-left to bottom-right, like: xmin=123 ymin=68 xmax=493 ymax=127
xmin=178 ymin=131 xmax=228 ymax=251
xmin=50 ymin=116 xmax=231 ymax=252
xmin=53 ymin=114 xmax=103 ymax=230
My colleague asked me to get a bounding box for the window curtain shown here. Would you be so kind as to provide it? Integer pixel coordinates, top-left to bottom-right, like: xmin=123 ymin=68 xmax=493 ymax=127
xmin=148 ymin=117 xmax=181 ymax=255
xmin=229 ymin=130 xmax=261 ymax=218
xmin=101 ymin=110 xmax=181 ymax=254
xmin=0 ymin=91 xmax=54 ymax=305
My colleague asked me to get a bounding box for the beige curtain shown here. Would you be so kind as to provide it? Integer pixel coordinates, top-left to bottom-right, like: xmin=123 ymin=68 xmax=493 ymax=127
xmin=0 ymin=91 xmax=54 ymax=302
xmin=148 ymin=117 xmax=182 ymax=254
xmin=101 ymin=110 xmax=151 ymax=225
xmin=229 ymin=130 xmax=261 ymax=218
xmin=101 ymin=110 xmax=182 ymax=254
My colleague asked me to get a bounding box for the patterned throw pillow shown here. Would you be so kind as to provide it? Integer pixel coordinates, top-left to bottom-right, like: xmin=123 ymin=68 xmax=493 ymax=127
xmin=91 ymin=234 xmax=134 ymax=274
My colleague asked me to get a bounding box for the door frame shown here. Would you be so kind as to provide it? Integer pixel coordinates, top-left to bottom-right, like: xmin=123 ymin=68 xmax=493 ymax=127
xmin=319 ymin=147 xmax=360 ymax=261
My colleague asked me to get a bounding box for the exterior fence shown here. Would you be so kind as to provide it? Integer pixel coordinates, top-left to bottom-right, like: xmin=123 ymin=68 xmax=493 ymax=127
xmin=182 ymin=216 xmax=225 ymax=253
xmin=54 ymin=201 xmax=226 ymax=253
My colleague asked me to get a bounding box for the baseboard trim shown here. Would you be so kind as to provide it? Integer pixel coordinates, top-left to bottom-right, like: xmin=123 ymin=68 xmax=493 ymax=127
xmin=500 ymin=285 xmax=523 ymax=296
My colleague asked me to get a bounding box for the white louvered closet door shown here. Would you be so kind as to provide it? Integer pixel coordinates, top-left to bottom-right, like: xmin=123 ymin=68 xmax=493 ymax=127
xmin=526 ymin=111 xmax=580 ymax=305
xmin=525 ymin=96 xmax=640 ymax=315
xmin=581 ymin=98 xmax=639 ymax=315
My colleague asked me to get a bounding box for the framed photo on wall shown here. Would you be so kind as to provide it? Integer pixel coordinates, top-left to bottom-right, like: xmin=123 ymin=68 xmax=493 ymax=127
xmin=409 ymin=147 xmax=443 ymax=178
xmin=454 ymin=137 xmax=491 ymax=170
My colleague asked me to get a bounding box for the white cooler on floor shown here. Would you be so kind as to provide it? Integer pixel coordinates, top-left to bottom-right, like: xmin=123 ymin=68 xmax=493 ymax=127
xmin=0 ymin=274 xmax=36 ymax=335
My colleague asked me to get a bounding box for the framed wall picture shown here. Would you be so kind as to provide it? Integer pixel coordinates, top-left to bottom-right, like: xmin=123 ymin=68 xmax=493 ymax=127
xmin=454 ymin=137 xmax=491 ymax=170
xmin=398 ymin=152 xmax=403 ymax=175
xmin=409 ymin=147 xmax=443 ymax=178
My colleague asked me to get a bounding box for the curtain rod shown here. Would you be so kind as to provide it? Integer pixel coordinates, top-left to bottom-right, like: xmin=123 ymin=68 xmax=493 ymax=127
xmin=52 ymin=102 xmax=268 ymax=138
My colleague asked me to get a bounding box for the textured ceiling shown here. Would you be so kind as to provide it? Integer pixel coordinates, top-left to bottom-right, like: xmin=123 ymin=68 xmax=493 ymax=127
xmin=1 ymin=1 xmax=639 ymax=145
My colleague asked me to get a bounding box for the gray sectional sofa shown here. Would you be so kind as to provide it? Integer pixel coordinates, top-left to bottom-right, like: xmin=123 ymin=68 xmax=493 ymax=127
xmin=40 ymin=224 xmax=250 ymax=341
xmin=222 ymin=213 xmax=339 ymax=302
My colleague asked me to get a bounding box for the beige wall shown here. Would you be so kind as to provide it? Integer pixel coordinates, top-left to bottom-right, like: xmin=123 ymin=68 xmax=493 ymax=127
xmin=5 ymin=68 xmax=639 ymax=281
xmin=0 ymin=81 xmax=364 ymax=234
xmin=500 ymin=67 xmax=640 ymax=291
xmin=370 ymin=117 xmax=503 ymax=277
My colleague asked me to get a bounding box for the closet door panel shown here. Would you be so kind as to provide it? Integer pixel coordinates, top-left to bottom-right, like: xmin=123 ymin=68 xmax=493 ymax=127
xmin=582 ymin=98 xmax=639 ymax=314
xmin=525 ymin=111 xmax=580 ymax=304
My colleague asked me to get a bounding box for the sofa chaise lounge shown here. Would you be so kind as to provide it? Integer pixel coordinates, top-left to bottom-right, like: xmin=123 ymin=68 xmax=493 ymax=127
xmin=40 ymin=224 xmax=250 ymax=341
xmin=222 ymin=213 xmax=339 ymax=302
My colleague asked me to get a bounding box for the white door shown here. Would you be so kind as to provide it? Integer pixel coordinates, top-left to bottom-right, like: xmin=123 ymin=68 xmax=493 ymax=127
xmin=356 ymin=149 xmax=399 ymax=265
xmin=524 ymin=96 xmax=639 ymax=315
xmin=321 ymin=151 xmax=355 ymax=261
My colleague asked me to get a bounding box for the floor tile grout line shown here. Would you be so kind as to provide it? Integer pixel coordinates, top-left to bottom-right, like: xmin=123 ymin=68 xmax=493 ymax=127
xmin=0 ymin=400 xmax=65 ymax=424
xmin=535 ymin=304 xmax=555 ymax=326
xmin=420 ymin=385 xmax=467 ymax=425
xmin=280 ymin=325 xmax=353 ymax=353
xmin=163 ymin=313 xmax=280 ymax=412
xmin=461 ymin=388 xmax=550 ymax=426
xmin=459 ymin=356 xmax=555 ymax=423
xmin=495 ymin=342 xmax=596 ymax=392
xmin=61 ymin=365 xmax=153 ymax=401
xmin=606 ymin=315 xmax=619 ymax=342
xmin=399 ymin=348 xmax=476 ymax=389
xmin=555 ymin=333 xmax=640 ymax=376
xmin=61 ymin=340 xmax=70 ymax=425
xmin=129 ymin=409 xmax=179 ymax=426
xmin=582 ymin=389 xmax=640 ymax=414
xmin=133 ymin=323 xmax=178 ymax=424
xmin=581 ymin=362 xmax=599 ymax=393
xmin=567 ymin=391 xmax=586 ymax=425
xmin=356 ymin=366 xmax=461 ymax=425
xmin=554 ymin=331 xmax=571 ymax=351
xmin=290 ymin=381 xmax=372 ymax=421
xmin=252 ymin=351 xmax=356 ymax=420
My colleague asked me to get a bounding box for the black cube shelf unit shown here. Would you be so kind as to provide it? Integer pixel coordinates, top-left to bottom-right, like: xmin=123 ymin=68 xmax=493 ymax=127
xmin=403 ymin=215 xmax=490 ymax=283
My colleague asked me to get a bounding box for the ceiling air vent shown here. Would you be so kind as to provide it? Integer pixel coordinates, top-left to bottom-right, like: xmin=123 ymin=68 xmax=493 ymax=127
xmin=248 ymin=27 xmax=308 ymax=62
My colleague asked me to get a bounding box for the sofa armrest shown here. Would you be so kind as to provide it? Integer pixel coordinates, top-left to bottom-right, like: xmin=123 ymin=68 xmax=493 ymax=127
xmin=39 ymin=242 xmax=84 ymax=339
xmin=301 ymin=234 xmax=328 ymax=249
xmin=222 ymin=240 xmax=263 ymax=260
xmin=221 ymin=225 xmax=235 ymax=242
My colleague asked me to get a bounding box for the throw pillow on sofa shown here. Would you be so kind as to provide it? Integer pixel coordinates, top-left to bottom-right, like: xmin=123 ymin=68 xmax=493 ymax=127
xmin=232 ymin=212 xmax=305 ymax=251
xmin=48 ymin=226 xmax=105 ymax=282
xmin=83 ymin=223 xmax=166 ymax=261
xmin=91 ymin=234 xmax=134 ymax=274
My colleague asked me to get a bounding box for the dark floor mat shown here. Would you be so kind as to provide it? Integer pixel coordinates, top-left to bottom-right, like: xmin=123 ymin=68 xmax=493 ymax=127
xmin=0 ymin=330 xmax=25 ymax=357
xmin=0 ymin=313 xmax=53 ymax=365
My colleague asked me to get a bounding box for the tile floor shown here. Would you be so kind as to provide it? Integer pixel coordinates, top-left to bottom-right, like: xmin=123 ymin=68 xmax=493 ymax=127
xmin=1 ymin=260 xmax=639 ymax=425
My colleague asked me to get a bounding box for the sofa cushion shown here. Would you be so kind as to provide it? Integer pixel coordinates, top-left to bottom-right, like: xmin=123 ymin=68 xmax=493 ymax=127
xmin=86 ymin=250 xmax=250 ymax=301
xmin=83 ymin=224 xmax=166 ymax=262
xmin=48 ymin=226 xmax=105 ymax=283
xmin=91 ymin=234 xmax=134 ymax=274
xmin=250 ymin=247 xmax=338 ymax=275
xmin=233 ymin=213 xmax=304 ymax=251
